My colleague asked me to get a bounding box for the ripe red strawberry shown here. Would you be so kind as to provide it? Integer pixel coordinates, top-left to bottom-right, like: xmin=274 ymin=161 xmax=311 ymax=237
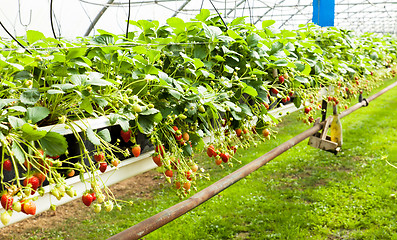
xmin=262 ymin=129 xmax=270 ymax=138
xmin=23 ymin=176 xmax=40 ymax=195
xmin=172 ymin=126 xmax=178 ymax=132
xmin=165 ymin=169 xmax=173 ymax=178
xmin=207 ymin=145 xmax=216 ymax=157
xmin=271 ymin=88 xmax=278 ymax=95
xmin=235 ymin=128 xmax=242 ymax=137
xmin=183 ymin=181 xmax=191 ymax=190
xmin=111 ymin=159 xmax=119 ymax=167
xmin=3 ymin=159 xmax=12 ymax=171
xmin=279 ymin=75 xmax=285 ymax=84
xmin=99 ymin=162 xmax=107 ymax=173
xmin=304 ymin=107 xmax=311 ymax=114
xmin=182 ymin=132 xmax=189 ymax=141
xmin=23 ymin=200 xmax=36 ymax=215
xmin=288 ymin=91 xmax=294 ymax=97
xmin=175 ymin=134 xmax=182 ymax=141
xmin=82 ymin=192 xmax=94 ymax=206
xmin=1 ymin=194 xmax=13 ymax=210
xmin=131 ymin=145 xmax=141 ymax=157
xmin=191 ymin=164 xmax=198 ymax=173
xmin=120 ymin=129 xmax=132 ymax=143
xmin=220 ymin=153 xmax=230 ymax=163
xmin=93 ymin=152 xmax=105 ymax=162
xmin=90 ymin=192 xmax=96 ymax=202
xmin=155 ymin=145 xmax=165 ymax=157
xmin=152 ymin=153 xmax=162 ymax=167
xmin=33 ymin=172 xmax=46 ymax=186
xmin=185 ymin=170 xmax=192 ymax=181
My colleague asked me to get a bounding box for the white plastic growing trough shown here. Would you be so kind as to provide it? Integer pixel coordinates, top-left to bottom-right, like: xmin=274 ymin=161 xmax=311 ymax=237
xmin=0 ymin=102 xmax=301 ymax=227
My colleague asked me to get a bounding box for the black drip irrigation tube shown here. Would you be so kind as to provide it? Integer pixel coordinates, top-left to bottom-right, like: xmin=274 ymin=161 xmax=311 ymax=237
xmin=108 ymin=80 xmax=397 ymax=240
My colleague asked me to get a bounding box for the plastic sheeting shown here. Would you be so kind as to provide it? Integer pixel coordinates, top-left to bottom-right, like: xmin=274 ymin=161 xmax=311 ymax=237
xmin=0 ymin=0 xmax=395 ymax=38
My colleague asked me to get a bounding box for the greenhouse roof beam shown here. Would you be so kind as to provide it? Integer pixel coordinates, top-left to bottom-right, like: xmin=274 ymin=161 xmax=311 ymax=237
xmin=180 ymin=1 xmax=396 ymax=13
xmin=253 ymin=7 xmax=275 ymax=25
xmin=281 ymin=5 xmax=311 ymax=28
xmin=253 ymin=0 xmax=288 ymax=25
xmin=84 ymin=0 xmax=115 ymax=36
xmin=172 ymin=0 xmax=192 ymax=17
xmin=335 ymin=3 xmax=384 ymax=19
xmin=79 ymin=0 xmax=187 ymax=7
xmin=225 ymin=0 xmax=247 ymax=17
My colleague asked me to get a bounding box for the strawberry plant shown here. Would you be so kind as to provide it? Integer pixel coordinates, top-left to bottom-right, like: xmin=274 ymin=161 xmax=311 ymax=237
xmin=0 ymin=9 xmax=396 ymax=225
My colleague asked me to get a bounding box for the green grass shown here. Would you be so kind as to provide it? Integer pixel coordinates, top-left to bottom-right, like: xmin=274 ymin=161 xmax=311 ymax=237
xmin=19 ymin=78 xmax=397 ymax=239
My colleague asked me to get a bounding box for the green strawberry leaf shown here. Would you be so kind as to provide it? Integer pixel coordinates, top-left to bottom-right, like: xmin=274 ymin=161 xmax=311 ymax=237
xmin=86 ymin=127 xmax=101 ymax=146
xmin=40 ymin=132 xmax=68 ymax=157
xmin=21 ymin=124 xmax=47 ymax=141
xmin=11 ymin=141 xmax=25 ymax=165
xmin=25 ymin=107 xmax=50 ymax=124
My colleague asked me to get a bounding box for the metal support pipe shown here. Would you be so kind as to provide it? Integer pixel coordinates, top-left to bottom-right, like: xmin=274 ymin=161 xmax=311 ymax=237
xmin=84 ymin=0 xmax=115 ymax=37
xmin=109 ymin=123 xmax=324 ymax=240
xmin=171 ymin=0 xmax=192 ymax=17
xmin=108 ymin=80 xmax=397 ymax=240
xmin=340 ymin=80 xmax=397 ymax=119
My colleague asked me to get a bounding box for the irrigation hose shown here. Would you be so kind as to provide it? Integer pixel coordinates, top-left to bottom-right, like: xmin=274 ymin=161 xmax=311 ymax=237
xmin=108 ymin=80 xmax=397 ymax=240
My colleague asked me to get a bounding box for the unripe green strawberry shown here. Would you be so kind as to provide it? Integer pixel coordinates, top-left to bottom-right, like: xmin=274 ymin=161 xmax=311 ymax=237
xmin=66 ymin=187 xmax=76 ymax=198
xmin=12 ymin=201 xmax=21 ymax=212
xmin=116 ymin=204 xmax=122 ymax=211
xmin=50 ymin=204 xmax=56 ymax=211
xmin=93 ymin=203 xmax=101 ymax=213
xmin=37 ymin=187 xmax=45 ymax=196
xmin=198 ymin=105 xmax=205 ymax=113
xmin=1 ymin=211 xmax=11 ymax=225
xmin=57 ymin=184 xmax=65 ymax=193
xmin=104 ymin=200 xmax=114 ymax=212
xmin=97 ymin=193 xmax=105 ymax=203
xmin=132 ymin=104 xmax=142 ymax=113
xmin=50 ymin=188 xmax=60 ymax=199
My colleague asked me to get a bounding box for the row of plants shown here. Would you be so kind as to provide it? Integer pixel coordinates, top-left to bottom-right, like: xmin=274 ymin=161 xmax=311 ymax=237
xmin=0 ymin=9 xmax=396 ymax=225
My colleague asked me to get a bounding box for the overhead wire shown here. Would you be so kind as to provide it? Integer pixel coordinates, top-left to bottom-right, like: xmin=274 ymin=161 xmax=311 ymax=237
xmin=49 ymin=0 xmax=58 ymax=40
xmin=208 ymin=0 xmax=229 ymax=30
xmin=0 ymin=20 xmax=32 ymax=54
xmin=200 ymin=0 xmax=205 ymax=11
xmin=78 ymin=0 xmax=187 ymax=7
xmin=246 ymin=0 xmax=253 ymax=25
xmin=79 ymin=0 xmax=95 ymax=36
xmin=17 ymin=0 xmax=32 ymax=28
xmin=126 ymin=0 xmax=131 ymax=39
